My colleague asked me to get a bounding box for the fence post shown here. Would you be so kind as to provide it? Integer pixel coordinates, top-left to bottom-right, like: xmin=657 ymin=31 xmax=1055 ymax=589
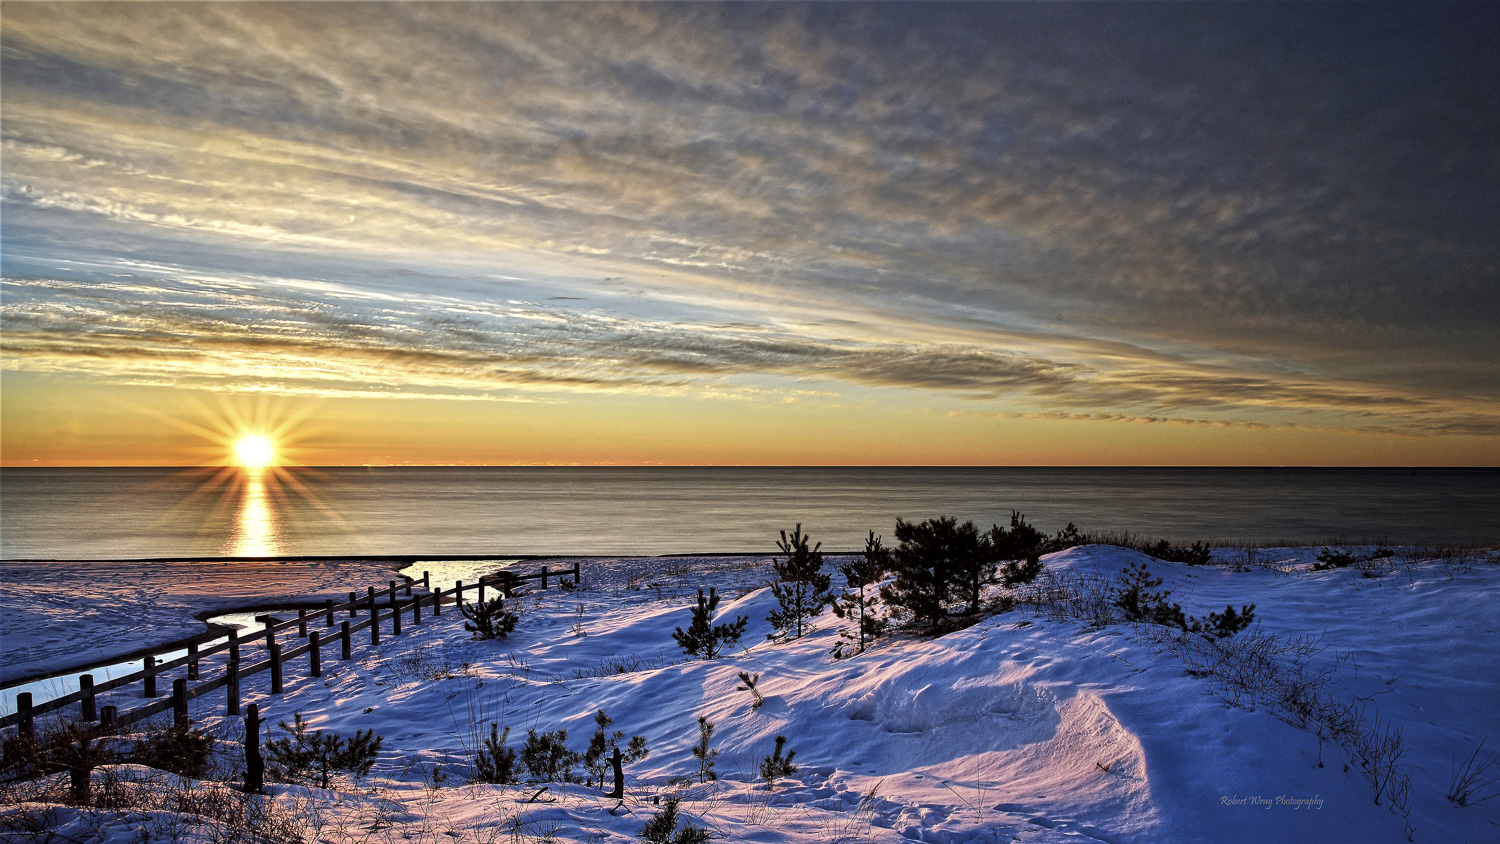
xmin=391 ymin=591 xmax=402 ymax=636
xmin=325 ymin=599 xmax=335 ymax=626
xmin=478 ymin=576 xmax=486 ymax=605
xmin=341 ymin=621 xmax=352 ymax=660
xmin=432 ymin=585 xmax=442 ymax=616
xmin=541 ymin=566 xmax=549 ymax=590
xmin=100 ymin=705 xmax=118 ymax=735
xmin=188 ymin=643 xmax=199 ymax=680
xmin=229 ymin=629 xmax=240 ymax=664
xmin=269 ymin=643 xmax=283 ymax=694
xmin=144 ymin=655 xmax=157 ymax=698
xmin=389 ymin=580 xmax=398 ymax=602
xmin=265 ymin=626 xmax=275 ymax=652
xmin=80 ymin=674 xmax=96 ymax=721
xmin=17 ymin=692 xmax=33 ymax=741
xmin=572 ymin=560 xmax=581 ymax=587
xmin=349 ymin=591 xmax=357 ymax=617
xmin=423 ymin=570 xmax=430 ymax=591
xmin=404 ymin=577 xmax=413 ymax=597
xmin=455 ymin=580 xmax=463 ymax=607
xmin=244 ymin=703 xmax=264 ymax=794
xmin=298 ymin=609 xmax=307 ymax=638
xmin=368 ymin=587 xmax=380 ymax=645
xmin=172 ymin=678 xmax=188 ymax=728
xmin=309 ymin=631 xmax=322 ymax=678
xmin=413 ymin=593 xmax=422 ymax=625
xmin=227 ymin=658 xmax=240 ymax=716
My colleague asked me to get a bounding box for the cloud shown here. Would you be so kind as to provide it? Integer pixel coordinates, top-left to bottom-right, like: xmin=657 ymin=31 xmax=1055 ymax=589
xmin=3 ymin=2 xmax=1497 ymax=441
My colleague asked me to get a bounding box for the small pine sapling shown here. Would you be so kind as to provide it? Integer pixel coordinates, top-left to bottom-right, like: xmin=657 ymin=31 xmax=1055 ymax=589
xmin=460 ymin=595 xmax=519 ymax=640
xmin=473 ymin=723 xmax=519 ymax=784
xmin=690 ymin=715 xmax=718 ymax=783
xmin=833 ymin=531 xmax=889 ymax=657
xmin=759 ymin=735 xmax=797 ymax=790
xmin=672 ymin=588 xmax=748 ymax=659
xmin=637 ymin=795 xmax=711 ymax=844
xmin=583 ymin=709 xmax=648 ymax=784
xmin=1146 ymin=539 xmax=1213 ymax=566
xmin=1114 ymin=562 xmax=1187 ymax=629
xmin=264 ymin=713 xmax=383 ymax=788
xmin=735 ymin=671 xmax=765 ymax=710
xmin=1190 ymin=604 xmax=1257 ymax=638
xmin=767 ymin=524 xmax=834 ymax=640
xmin=520 ymin=728 xmax=580 ymax=782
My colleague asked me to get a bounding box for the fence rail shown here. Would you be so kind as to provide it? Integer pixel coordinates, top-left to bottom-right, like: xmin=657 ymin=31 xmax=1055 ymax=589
xmin=3 ymin=562 xmax=579 ymax=736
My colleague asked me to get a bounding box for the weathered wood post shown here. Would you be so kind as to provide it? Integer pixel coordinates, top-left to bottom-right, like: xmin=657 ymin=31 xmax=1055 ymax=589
xmin=80 ymin=674 xmax=97 ymax=721
xmin=423 ymin=570 xmax=430 ymax=591
xmin=341 ymin=621 xmax=352 ymax=661
xmin=478 ymin=575 xmax=486 ymax=605
xmin=572 ymin=560 xmax=581 ymax=587
xmin=16 ymin=693 xmax=33 ymax=741
xmin=389 ymin=580 xmax=398 ymax=602
xmin=368 ymin=587 xmax=380 ymax=645
xmin=349 ymin=591 xmax=358 ymax=617
xmin=229 ymin=629 xmax=240 ymax=664
xmin=540 ymin=566 xmax=549 ymax=590
xmin=244 ymin=703 xmax=264 ymax=794
xmin=413 ymin=593 xmax=422 ymax=625
xmin=188 ymin=643 xmax=199 ymax=680
xmin=391 ymin=590 xmax=402 ymax=636
xmin=100 ymin=705 xmax=118 ymax=735
xmin=298 ymin=609 xmax=308 ymax=638
xmin=309 ymin=631 xmax=322 ymax=678
xmin=500 ymin=571 xmax=516 ymax=598
xmin=264 ymin=625 xmax=275 ymax=652
xmin=325 ymin=599 xmax=335 ymax=626
xmin=172 ymin=678 xmax=188 ymax=727
xmin=404 ymin=577 xmax=413 ymax=597
xmin=455 ymin=579 xmax=464 ymax=607
xmin=608 ymin=746 xmax=624 ymax=799
xmin=269 ymin=643 xmax=283 ymax=694
xmin=432 ymin=584 xmax=442 ymax=616
xmin=227 ymin=657 xmax=240 ymax=716
xmin=144 ymin=655 xmax=157 ymax=698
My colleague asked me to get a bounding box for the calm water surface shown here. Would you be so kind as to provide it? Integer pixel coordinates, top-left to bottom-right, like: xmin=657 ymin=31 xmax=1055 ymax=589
xmin=2 ymin=467 xmax=1495 ymax=559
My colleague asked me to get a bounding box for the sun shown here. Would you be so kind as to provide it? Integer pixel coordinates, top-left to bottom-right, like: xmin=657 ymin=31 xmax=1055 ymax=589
xmin=234 ymin=435 xmax=277 ymax=469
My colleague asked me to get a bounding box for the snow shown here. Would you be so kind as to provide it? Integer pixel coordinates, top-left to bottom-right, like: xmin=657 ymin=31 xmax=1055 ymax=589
xmin=0 ymin=558 xmax=430 ymax=684
xmin=4 ymin=546 xmax=1500 ymax=843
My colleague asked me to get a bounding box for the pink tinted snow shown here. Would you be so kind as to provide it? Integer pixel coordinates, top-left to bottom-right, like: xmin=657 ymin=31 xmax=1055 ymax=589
xmin=0 ymin=557 xmax=407 ymax=683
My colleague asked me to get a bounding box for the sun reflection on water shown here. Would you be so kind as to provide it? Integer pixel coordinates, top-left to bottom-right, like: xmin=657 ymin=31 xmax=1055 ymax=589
xmin=222 ymin=468 xmax=283 ymax=557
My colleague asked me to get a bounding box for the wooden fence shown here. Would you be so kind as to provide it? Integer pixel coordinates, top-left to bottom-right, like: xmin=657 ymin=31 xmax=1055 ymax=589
xmin=1 ymin=562 xmax=580 ymax=739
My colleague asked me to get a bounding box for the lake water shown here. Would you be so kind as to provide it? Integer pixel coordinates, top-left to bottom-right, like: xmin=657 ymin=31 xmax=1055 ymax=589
xmin=2 ymin=467 xmax=1495 ymax=559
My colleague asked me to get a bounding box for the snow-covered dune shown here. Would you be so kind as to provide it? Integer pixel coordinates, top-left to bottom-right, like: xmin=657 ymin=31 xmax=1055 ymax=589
xmin=6 ymin=545 xmax=1499 ymax=843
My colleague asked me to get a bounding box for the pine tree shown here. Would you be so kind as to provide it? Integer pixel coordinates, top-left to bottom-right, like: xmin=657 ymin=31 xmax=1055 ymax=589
xmin=582 ymin=709 xmax=648 ymax=784
xmin=1114 ymin=562 xmax=1187 ymax=629
xmin=882 ymin=516 xmax=962 ymax=627
xmin=991 ymin=512 xmax=1046 ymax=589
xmin=766 ymin=524 xmax=833 ymax=640
xmin=672 ymin=588 xmax=748 ymax=659
xmin=460 ymin=595 xmax=518 ymax=640
xmin=264 ymin=713 xmax=383 ymax=788
xmin=473 ymin=723 xmax=519 ymax=784
xmin=690 ymin=715 xmax=718 ymax=783
xmin=637 ymin=795 xmax=710 ymax=844
xmin=520 ymin=729 xmax=579 ymax=782
xmin=833 ymin=531 xmax=888 ymax=657
xmin=759 ymin=735 xmax=797 ymax=790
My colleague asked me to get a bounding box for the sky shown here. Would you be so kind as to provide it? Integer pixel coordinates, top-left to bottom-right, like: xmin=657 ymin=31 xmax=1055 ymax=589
xmin=2 ymin=2 xmax=1498 ymax=467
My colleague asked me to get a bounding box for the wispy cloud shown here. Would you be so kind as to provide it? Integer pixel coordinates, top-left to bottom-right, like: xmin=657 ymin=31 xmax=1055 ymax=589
xmin=3 ymin=3 xmax=1497 ymax=446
